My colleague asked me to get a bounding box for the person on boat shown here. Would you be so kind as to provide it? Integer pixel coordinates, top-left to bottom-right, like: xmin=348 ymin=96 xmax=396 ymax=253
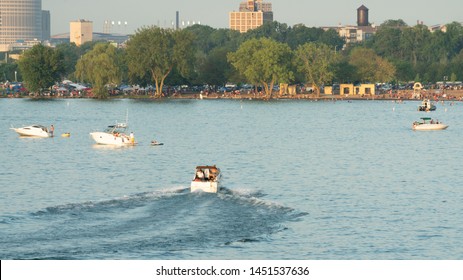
xmin=196 ymin=169 xmax=205 ymax=181
xmin=49 ymin=125 xmax=54 ymax=137
xmin=203 ymin=168 xmax=210 ymax=181
xmin=130 ymin=132 xmax=135 ymax=144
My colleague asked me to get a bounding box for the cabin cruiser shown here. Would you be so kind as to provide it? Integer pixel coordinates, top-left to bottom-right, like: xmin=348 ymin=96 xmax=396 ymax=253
xmin=89 ymin=122 xmax=136 ymax=146
xmin=191 ymin=165 xmax=221 ymax=193
xmin=10 ymin=125 xmax=52 ymax=138
xmin=418 ymin=99 xmax=436 ymax=111
xmin=412 ymin=117 xmax=448 ymax=130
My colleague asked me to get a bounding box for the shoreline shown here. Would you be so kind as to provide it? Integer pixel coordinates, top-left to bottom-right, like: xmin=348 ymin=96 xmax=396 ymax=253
xmin=2 ymin=90 xmax=463 ymax=101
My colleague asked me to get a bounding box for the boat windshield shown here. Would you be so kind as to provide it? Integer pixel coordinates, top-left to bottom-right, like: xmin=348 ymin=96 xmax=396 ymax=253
xmin=104 ymin=123 xmax=127 ymax=134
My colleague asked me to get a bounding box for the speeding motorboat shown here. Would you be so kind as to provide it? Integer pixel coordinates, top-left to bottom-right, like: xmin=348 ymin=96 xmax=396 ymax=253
xmin=89 ymin=122 xmax=136 ymax=146
xmin=412 ymin=117 xmax=448 ymax=130
xmin=10 ymin=125 xmax=52 ymax=138
xmin=418 ymin=99 xmax=436 ymax=111
xmin=191 ymin=165 xmax=221 ymax=193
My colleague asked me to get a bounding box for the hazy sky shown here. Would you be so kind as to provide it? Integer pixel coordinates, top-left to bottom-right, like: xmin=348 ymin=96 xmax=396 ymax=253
xmin=42 ymin=0 xmax=462 ymax=35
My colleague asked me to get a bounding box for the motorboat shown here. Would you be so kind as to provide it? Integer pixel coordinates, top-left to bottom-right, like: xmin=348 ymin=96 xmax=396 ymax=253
xmin=191 ymin=165 xmax=221 ymax=193
xmin=412 ymin=117 xmax=448 ymax=130
xmin=10 ymin=125 xmax=52 ymax=138
xmin=150 ymin=140 xmax=164 ymax=146
xmin=89 ymin=122 xmax=136 ymax=146
xmin=418 ymin=99 xmax=436 ymax=111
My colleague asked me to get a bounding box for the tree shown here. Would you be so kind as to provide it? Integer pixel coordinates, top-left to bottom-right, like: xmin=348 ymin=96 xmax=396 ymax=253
xmin=286 ymin=24 xmax=323 ymax=49
xmin=450 ymin=49 xmax=463 ymax=81
xmin=349 ymin=47 xmax=396 ymax=83
xmin=244 ymin=21 xmax=290 ymax=43
xmin=197 ymin=46 xmax=235 ymax=86
xmin=295 ymin=43 xmax=339 ymax=96
xmin=75 ymin=43 xmax=121 ymax=98
xmin=444 ymin=22 xmax=463 ymax=58
xmin=125 ymin=26 xmax=195 ymax=97
xmin=54 ymin=43 xmax=80 ymax=79
xmin=17 ymin=44 xmax=64 ymax=94
xmin=400 ymin=25 xmax=432 ymax=66
xmin=371 ymin=27 xmax=403 ymax=59
xmin=0 ymin=62 xmax=19 ymax=82
xmin=380 ymin=19 xmax=408 ymax=28
xmin=228 ymin=38 xmax=294 ymax=98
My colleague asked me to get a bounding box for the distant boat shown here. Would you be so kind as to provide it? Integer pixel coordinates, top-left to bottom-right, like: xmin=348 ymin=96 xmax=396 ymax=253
xmin=89 ymin=122 xmax=136 ymax=146
xmin=418 ymin=99 xmax=436 ymax=111
xmin=90 ymin=111 xmax=136 ymax=146
xmin=412 ymin=117 xmax=448 ymax=130
xmin=10 ymin=125 xmax=52 ymax=138
xmin=150 ymin=140 xmax=163 ymax=146
xmin=190 ymin=165 xmax=221 ymax=193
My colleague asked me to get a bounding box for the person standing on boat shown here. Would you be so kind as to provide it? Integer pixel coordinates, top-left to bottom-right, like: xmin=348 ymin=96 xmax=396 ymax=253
xmin=130 ymin=132 xmax=135 ymax=144
xmin=196 ymin=169 xmax=204 ymax=181
xmin=203 ymin=168 xmax=210 ymax=181
xmin=49 ymin=125 xmax=54 ymax=137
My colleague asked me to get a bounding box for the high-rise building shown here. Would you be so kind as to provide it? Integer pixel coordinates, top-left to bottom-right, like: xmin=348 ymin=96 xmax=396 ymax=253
xmin=70 ymin=19 xmax=93 ymax=46
xmin=0 ymin=0 xmax=45 ymax=52
xmin=42 ymin=10 xmax=51 ymax=41
xmin=229 ymin=0 xmax=273 ymax=33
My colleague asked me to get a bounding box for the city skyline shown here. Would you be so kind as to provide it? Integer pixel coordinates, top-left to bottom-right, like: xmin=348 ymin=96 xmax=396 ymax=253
xmin=42 ymin=0 xmax=463 ymax=35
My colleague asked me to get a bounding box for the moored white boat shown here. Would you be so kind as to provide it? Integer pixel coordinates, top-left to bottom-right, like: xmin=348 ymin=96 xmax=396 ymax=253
xmin=418 ymin=99 xmax=436 ymax=111
xmin=412 ymin=117 xmax=448 ymax=130
xmin=10 ymin=125 xmax=52 ymax=138
xmin=190 ymin=165 xmax=221 ymax=193
xmin=89 ymin=122 xmax=136 ymax=146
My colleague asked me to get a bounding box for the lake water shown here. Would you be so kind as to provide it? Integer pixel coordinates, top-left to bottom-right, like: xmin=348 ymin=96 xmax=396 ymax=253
xmin=1 ymin=98 xmax=462 ymax=259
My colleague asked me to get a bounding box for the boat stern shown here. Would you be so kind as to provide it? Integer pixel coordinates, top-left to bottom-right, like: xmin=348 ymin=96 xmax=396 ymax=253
xmin=190 ymin=181 xmax=219 ymax=193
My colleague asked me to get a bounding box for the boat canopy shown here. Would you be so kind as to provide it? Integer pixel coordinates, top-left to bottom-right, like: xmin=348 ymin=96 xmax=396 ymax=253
xmin=195 ymin=165 xmax=218 ymax=170
xmin=420 ymin=117 xmax=432 ymax=120
xmin=104 ymin=124 xmax=127 ymax=134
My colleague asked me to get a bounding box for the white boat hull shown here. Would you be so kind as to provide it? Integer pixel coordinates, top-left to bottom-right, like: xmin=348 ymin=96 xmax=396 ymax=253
xmin=10 ymin=126 xmax=51 ymax=138
xmin=190 ymin=181 xmax=219 ymax=193
xmin=413 ymin=123 xmax=448 ymax=130
xmin=89 ymin=132 xmax=135 ymax=146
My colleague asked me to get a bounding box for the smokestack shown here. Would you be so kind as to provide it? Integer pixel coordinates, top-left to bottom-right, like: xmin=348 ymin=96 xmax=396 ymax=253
xmin=176 ymin=11 xmax=179 ymax=30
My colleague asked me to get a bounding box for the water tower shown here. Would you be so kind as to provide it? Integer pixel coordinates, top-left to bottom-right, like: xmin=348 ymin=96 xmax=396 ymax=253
xmin=357 ymin=5 xmax=369 ymax=26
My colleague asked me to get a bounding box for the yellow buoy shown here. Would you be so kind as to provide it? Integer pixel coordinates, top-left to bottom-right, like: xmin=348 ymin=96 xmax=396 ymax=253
xmin=61 ymin=133 xmax=71 ymax=137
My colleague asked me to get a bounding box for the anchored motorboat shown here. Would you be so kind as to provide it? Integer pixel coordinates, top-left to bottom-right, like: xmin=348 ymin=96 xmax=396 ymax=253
xmin=190 ymin=165 xmax=221 ymax=193
xmin=10 ymin=125 xmax=52 ymax=138
xmin=412 ymin=117 xmax=448 ymax=130
xmin=90 ymin=122 xmax=136 ymax=146
xmin=418 ymin=99 xmax=436 ymax=111
xmin=90 ymin=111 xmax=137 ymax=146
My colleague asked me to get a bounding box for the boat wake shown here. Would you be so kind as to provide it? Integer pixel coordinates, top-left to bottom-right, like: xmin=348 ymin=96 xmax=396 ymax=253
xmin=0 ymin=186 xmax=306 ymax=259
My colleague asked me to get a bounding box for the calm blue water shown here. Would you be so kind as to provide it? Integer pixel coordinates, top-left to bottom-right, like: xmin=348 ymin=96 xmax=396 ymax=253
xmin=1 ymin=98 xmax=462 ymax=259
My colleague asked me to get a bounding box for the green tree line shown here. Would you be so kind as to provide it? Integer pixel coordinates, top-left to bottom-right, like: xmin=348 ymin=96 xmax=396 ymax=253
xmin=2 ymin=20 xmax=463 ymax=98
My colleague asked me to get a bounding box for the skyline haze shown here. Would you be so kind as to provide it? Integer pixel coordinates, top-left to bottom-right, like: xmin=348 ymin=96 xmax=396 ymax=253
xmin=42 ymin=0 xmax=463 ymax=35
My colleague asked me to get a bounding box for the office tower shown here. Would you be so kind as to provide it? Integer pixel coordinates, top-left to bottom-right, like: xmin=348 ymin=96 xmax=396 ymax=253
xmin=229 ymin=0 xmax=273 ymax=33
xmin=42 ymin=10 xmax=50 ymax=41
xmin=70 ymin=19 xmax=93 ymax=46
xmin=0 ymin=0 xmax=43 ymax=52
